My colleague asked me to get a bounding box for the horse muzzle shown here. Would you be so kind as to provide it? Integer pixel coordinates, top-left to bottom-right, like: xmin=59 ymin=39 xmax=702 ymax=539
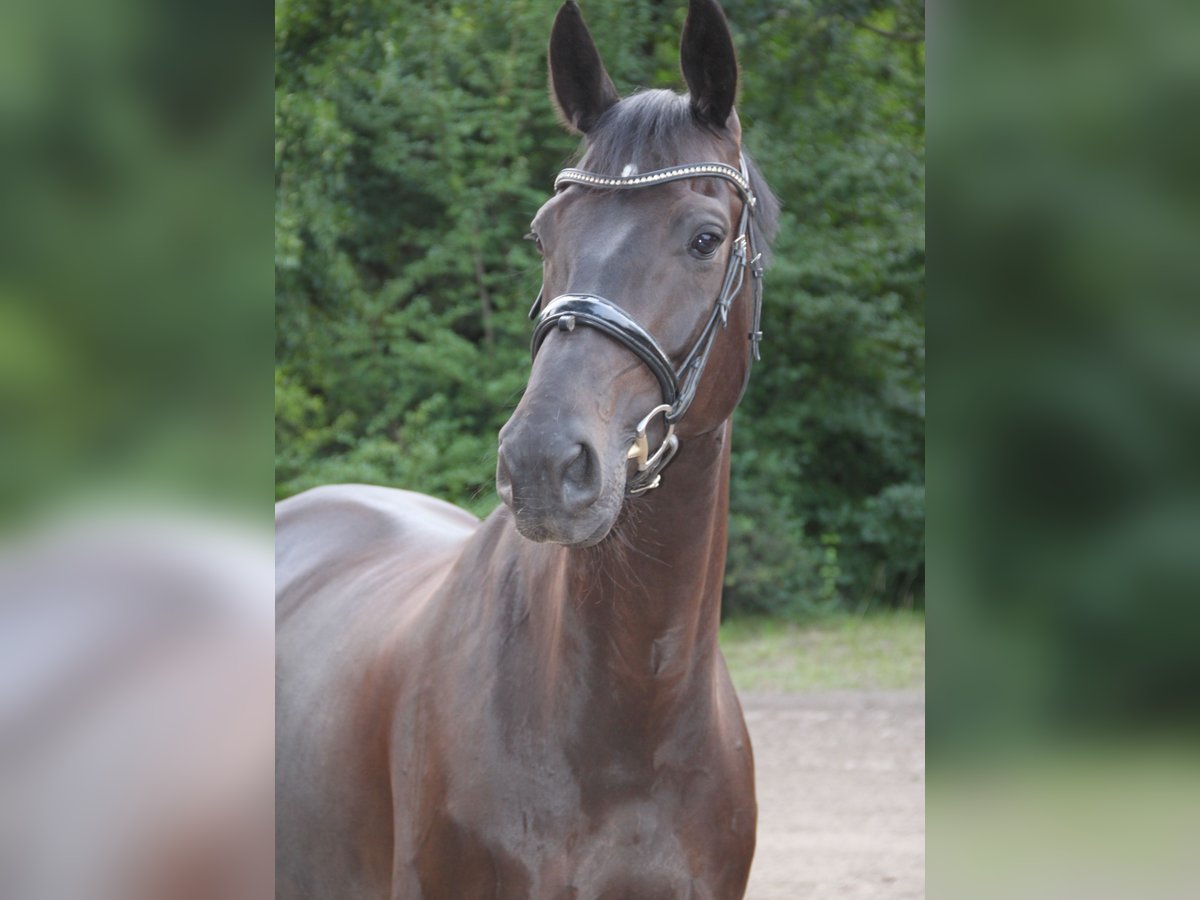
xmin=496 ymin=418 xmax=621 ymax=546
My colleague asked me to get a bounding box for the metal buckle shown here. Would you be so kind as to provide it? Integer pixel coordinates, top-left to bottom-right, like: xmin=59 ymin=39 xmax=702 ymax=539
xmin=626 ymin=403 xmax=678 ymax=474
xmin=627 ymin=472 xmax=665 ymax=495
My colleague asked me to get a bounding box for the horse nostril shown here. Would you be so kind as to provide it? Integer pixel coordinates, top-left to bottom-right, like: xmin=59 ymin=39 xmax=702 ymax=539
xmin=564 ymin=444 xmax=589 ymax=484
xmin=561 ymin=442 xmax=601 ymax=509
xmin=495 ymin=445 xmax=515 ymax=506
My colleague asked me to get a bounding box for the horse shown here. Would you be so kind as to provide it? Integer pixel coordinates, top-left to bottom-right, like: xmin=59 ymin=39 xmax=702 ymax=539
xmin=276 ymin=1 xmax=779 ymax=896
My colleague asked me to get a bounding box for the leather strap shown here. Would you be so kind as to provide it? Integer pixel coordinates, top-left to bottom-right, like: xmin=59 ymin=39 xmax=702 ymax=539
xmin=532 ymin=295 xmax=679 ymax=406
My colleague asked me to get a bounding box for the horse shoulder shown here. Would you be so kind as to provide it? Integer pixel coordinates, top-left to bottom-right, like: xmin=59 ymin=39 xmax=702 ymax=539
xmin=275 ymin=484 xmax=478 ymax=609
xmin=275 ymin=485 xmax=479 ymax=899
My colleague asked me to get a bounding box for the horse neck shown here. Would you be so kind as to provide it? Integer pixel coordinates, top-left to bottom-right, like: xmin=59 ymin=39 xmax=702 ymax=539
xmin=550 ymin=420 xmax=733 ymax=716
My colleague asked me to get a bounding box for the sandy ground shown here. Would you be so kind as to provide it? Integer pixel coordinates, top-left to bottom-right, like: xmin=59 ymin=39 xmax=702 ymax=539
xmin=741 ymin=691 xmax=925 ymax=900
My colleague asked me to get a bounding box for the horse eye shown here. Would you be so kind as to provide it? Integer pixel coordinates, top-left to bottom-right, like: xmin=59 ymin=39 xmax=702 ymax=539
xmin=524 ymin=231 xmax=544 ymax=254
xmin=689 ymin=232 xmax=722 ymax=258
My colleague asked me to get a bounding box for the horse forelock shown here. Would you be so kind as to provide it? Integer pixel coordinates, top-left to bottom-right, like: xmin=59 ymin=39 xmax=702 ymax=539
xmin=579 ymin=90 xmax=699 ymax=174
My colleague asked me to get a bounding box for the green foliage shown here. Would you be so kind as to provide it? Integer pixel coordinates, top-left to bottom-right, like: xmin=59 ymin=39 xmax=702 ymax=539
xmin=275 ymin=0 xmax=924 ymax=613
xmin=725 ymin=0 xmax=925 ymax=614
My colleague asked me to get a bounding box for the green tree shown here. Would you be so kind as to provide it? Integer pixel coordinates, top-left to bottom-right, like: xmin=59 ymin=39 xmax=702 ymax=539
xmin=275 ymin=0 xmax=925 ymax=613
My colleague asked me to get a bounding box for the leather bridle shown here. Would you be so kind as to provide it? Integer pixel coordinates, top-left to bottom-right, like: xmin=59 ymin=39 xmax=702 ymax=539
xmin=528 ymin=155 xmax=765 ymax=494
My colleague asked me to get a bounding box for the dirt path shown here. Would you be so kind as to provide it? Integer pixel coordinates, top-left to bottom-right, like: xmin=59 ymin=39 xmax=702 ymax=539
xmin=741 ymin=691 xmax=925 ymax=900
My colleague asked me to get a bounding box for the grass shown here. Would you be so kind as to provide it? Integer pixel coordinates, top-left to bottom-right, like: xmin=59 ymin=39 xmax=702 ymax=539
xmin=718 ymin=611 xmax=925 ymax=693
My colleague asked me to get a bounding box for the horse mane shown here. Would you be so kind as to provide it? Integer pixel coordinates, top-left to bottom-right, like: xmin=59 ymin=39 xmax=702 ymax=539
xmin=577 ymin=89 xmax=780 ymax=263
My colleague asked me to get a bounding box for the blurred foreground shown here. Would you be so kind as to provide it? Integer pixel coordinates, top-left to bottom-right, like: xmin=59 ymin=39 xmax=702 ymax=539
xmin=932 ymin=0 xmax=1200 ymax=896
xmin=0 ymin=512 xmax=273 ymax=900
xmin=1 ymin=0 xmax=270 ymax=896
xmin=931 ymin=745 xmax=1199 ymax=900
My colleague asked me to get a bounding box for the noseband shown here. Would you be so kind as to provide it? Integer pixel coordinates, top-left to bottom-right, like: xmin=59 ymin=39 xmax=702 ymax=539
xmin=528 ymin=156 xmax=765 ymax=494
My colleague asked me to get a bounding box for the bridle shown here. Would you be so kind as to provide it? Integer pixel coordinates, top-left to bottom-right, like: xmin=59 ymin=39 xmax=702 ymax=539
xmin=529 ymin=157 xmax=765 ymax=495
xmin=528 ymin=154 xmax=765 ymax=494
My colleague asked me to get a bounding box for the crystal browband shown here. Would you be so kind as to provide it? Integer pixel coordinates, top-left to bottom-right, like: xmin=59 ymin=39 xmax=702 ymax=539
xmin=555 ymin=162 xmax=757 ymax=208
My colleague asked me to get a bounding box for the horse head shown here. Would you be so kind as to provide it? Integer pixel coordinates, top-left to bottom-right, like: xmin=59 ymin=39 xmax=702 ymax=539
xmin=497 ymin=0 xmax=776 ymax=546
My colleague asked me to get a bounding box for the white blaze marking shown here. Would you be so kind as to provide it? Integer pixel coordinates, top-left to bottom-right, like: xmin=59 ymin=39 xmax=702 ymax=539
xmin=621 ymin=164 xmax=638 ymax=177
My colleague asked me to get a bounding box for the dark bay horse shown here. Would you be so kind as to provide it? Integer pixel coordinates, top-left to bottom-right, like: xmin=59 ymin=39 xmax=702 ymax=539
xmin=276 ymin=1 xmax=779 ymax=896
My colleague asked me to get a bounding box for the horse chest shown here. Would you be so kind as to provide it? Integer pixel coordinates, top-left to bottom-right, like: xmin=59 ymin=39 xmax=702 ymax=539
xmin=411 ymin=736 xmax=750 ymax=900
xmin=417 ymin=794 xmax=736 ymax=900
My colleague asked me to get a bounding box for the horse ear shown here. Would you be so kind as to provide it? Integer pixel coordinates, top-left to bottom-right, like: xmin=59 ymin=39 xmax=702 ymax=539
xmin=548 ymin=1 xmax=619 ymax=134
xmin=680 ymin=0 xmax=738 ymax=129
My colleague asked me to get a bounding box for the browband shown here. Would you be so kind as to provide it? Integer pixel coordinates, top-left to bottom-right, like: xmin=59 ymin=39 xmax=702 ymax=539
xmin=555 ymin=162 xmax=757 ymax=209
